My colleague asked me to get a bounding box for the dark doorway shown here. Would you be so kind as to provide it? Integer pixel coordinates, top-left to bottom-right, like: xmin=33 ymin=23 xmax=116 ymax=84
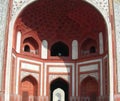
xmin=24 ymin=45 xmax=30 ymax=52
xmin=90 ymin=46 xmax=96 ymax=53
xmin=50 ymin=78 xmax=69 ymax=101
xmin=51 ymin=41 xmax=69 ymax=56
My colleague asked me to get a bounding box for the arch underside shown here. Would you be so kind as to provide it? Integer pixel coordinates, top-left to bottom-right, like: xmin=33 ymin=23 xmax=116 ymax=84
xmin=8 ymin=0 xmax=111 ymax=101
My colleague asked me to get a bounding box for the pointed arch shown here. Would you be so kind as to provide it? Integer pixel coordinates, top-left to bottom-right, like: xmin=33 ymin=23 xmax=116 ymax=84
xmin=80 ymin=76 xmax=99 ymax=101
xmin=23 ymin=37 xmax=39 ymax=54
xmin=80 ymin=38 xmax=97 ymax=56
xmin=21 ymin=75 xmax=38 ymax=85
xmin=50 ymin=78 xmax=69 ymax=101
xmin=21 ymin=75 xmax=38 ymax=101
xmin=53 ymin=88 xmax=65 ymax=101
xmin=51 ymin=41 xmax=69 ymax=56
xmin=24 ymin=45 xmax=30 ymax=52
xmin=5 ymin=1 xmax=114 ymax=101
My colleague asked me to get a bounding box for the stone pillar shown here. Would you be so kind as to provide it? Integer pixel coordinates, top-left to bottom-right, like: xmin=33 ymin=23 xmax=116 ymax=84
xmin=72 ymin=40 xmax=78 ymax=60
xmin=99 ymin=32 xmax=104 ymax=54
xmin=16 ymin=31 xmax=22 ymax=53
xmin=0 ymin=0 xmax=9 ymax=90
xmin=41 ymin=40 xmax=48 ymax=59
xmin=114 ymin=0 xmax=120 ymax=93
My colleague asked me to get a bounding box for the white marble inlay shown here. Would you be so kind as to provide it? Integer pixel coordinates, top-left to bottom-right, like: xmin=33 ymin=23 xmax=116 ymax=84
xmin=21 ymin=62 xmax=39 ymax=71
xmin=21 ymin=71 xmax=39 ymax=81
xmin=16 ymin=31 xmax=21 ymax=53
xmin=49 ymin=67 xmax=70 ymax=73
xmin=80 ymin=72 xmax=98 ymax=82
xmin=0 ymin=0 xmax=9 ymax=93
xmin=41 ymin=40 xmax=48 ymax=59
xmin=49 ymin=75 xmax=70 ymax=83
xmin=99 ymin=32 xmax=104 ymax=54
xmin=72 ymin=40 xmax=78 ymax=60
xmin=53 ymin=88 xmax=65 ymax=101
xmin=80 ymin=64 xmax=98 ymax=72
xmin=114 ymin=1 xmax=120 ymax=93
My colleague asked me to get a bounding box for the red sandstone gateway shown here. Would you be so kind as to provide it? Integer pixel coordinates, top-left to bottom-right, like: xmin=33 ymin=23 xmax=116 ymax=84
xmin=0 ymin=0 xmax=119 ymax=101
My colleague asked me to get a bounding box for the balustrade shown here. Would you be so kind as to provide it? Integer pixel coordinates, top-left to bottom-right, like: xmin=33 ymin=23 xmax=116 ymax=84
xmin=0 ymin=94 xmax=113 ymax=101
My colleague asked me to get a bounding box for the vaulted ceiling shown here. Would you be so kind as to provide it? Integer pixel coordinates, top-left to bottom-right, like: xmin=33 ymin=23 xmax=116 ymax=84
xmin=15 ymin=0 xmax=107 ymax=42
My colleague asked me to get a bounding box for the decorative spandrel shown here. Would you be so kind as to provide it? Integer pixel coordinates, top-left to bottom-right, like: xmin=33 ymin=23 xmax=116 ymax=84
xmin=86 ymin=0 xmax=109 ymax=16
xmin=12 ymin=0 xmax=31 ymax=16
xmin=11 ymin=0 xmax=109 ymax=19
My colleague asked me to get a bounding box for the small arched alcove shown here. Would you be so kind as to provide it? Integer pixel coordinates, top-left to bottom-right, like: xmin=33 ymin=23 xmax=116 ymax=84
xmin=80 ymin=76 xmax=98 ymax=101
xmin=50 ymin=78 xmax=69 ymax=101
xmin=51 ymin=41 xmax=69 ymax=56
xmin=12 ymin=0 xmax=110 ymax=100
xmin=90 ymin=46 xmax=96 ymax=53
xmin=24 ymin=45 xmax=30 ymax=52
xmin=21 ymin=75 xmax=38 ymax=101
xmin=80 ymin=38 xmax=97 ymax=57
xmin=23 ymin=37 xmax=39 ymax=54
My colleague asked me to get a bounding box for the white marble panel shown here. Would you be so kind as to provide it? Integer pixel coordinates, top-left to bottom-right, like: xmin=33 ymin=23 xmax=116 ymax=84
xmin=16 ymin=31 xmax=21 ymax=53
xmin=72 ymin=40 xmax=78 ymax=60
xmin=49 ymin=75 xmax=70 ymax=83
xmin=49 ymin=67 xmax=70 ymax=73
xmin=114 ymin=1 xmax=120 ymax=92
xmin=21 ymin=71 xmax=39 ymax=81
xmin=80 ymin=72 xmax=98 ymax=82
xmin=41 ymin=40 xmax=48 ymax=59
xmin=99 ymin=32 xmax=104 ymax=54
xmin=21 ymin=62 xmax=39 ymax=71
xmin=80 ymin=64 xmax=98 ymax=72
xmin=53 ymin=88 xmax=65 ymax=101
xmin=0 ymin=0 xmax=9 ymax=92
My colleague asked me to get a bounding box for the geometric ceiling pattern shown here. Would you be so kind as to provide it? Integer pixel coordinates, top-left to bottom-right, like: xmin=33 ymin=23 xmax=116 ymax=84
xmin=15 ymin=0 xmax=107 ymax=41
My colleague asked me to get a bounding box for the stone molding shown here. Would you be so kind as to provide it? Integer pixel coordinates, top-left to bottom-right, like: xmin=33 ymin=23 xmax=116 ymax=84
xmin=49 ymin=75 xmax=70 ymax=83
xmin=21 ymin=71 xmax=39 ymax=81
xmin=80 ymin=72 xmax=98 ymax=83
xmin=11 ymin=0 xmax=109 ymax=19
xmin=0 ymin=0 xmax=9 ymax=90
xmin=114 ymin=1 xmax=120 ymax=92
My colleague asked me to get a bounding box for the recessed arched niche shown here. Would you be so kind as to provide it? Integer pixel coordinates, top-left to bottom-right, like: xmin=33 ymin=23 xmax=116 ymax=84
xmin=14 ymin=0 xmax=107 ymax=60
xmin=23 ymin=37 xmax=39 ymax=55
xmin=51 ymin=41 xmax=69 ymax=57
xmin=12 ymin=0 xmax=109 ymax=100
xmin=80 ymin=38 xmax=98 ymax=57
xmin=21 ymin=75 xmax=38 ymax=101
xmin=50 ymin=78 xmax=69 ymax=101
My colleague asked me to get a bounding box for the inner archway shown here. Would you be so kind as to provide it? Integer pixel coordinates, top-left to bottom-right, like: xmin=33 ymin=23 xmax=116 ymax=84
xmin=21 ymin=76 xmax=38 ymax=101
xmin=51 ymin=41 xmax=69 ymax=56
xmin=50 ymin=78 xmax=69 ymax=101
xmin=80 ymin=76 xmax=98 ymax=101
xmin=12 ymin=0 xmax=110 ymax=100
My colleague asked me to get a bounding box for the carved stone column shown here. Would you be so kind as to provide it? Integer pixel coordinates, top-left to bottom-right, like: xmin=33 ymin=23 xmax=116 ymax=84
xmin=114 ymin=0 xmax=120 ymax=93
xmin=0 ymin=0 xmax=9 ymax=90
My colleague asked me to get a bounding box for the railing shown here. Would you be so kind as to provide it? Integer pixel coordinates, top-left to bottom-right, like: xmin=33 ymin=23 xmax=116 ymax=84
xmin=114 ymin=95 xmax=120 ymax=101
xmin=97 ymin=96 xmax=109 ymax=101
xmin=29 ymin=96 xmax=49 ymax=101
xmin=70 ymin=97 xmax=90 ymax=101
xmin=0 ymin=94 xmax=119 ymax=101
xmin=0 ymin=95 xmax=49 ymax=101
xmin=70 ymin=96 xmax=110 ymax=101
